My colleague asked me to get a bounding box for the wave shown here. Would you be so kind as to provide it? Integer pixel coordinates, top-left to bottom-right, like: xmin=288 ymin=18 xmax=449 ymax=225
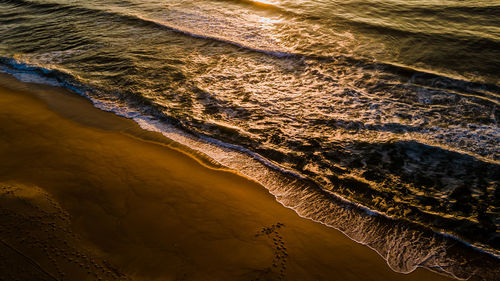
xmin=1 ymin=1 xmax=500 ymax=278
xmin=343 ymin=16 xmax=500 ymax=46
xmin=1 ymin=57 xmax=499 ymax=280
xmin=217 ymin=0 xmax=286 ymax=12
xmin=3 ymin=0 xmax=499 ymax=88
xmin=372 ymin=62 xmax=500 ymax=106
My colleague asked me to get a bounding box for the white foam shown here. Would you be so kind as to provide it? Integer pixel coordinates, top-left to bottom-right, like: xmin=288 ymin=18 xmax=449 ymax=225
xmin=1 ymin=59 xmax=498 ymax=280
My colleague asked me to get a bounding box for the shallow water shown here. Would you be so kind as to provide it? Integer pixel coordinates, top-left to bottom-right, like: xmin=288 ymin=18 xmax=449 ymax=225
xmin=0 ymin=0 xmax=499 ymax=279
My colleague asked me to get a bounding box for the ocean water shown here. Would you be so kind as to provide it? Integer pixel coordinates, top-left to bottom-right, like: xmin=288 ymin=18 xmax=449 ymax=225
xmin=0 ymin=0 xmax=499 ymax=279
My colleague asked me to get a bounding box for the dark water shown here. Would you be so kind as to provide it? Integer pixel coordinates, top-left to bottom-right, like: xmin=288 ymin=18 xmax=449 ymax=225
xmin=0 ymin=0 xmax=499 ymax=279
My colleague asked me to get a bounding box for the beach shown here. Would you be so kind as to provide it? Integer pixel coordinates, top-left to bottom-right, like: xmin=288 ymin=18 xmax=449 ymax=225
xmin=0 ymin=73 xmax=458 ymax=280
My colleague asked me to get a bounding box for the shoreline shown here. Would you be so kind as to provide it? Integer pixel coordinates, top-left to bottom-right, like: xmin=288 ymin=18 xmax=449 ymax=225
xmin=1 ymin=66 xmax=500 ymax=280
xmin=2 ymin=61 xmax=499 ymax=265
xmin=0 ymin=74 xmax=462 ymax=280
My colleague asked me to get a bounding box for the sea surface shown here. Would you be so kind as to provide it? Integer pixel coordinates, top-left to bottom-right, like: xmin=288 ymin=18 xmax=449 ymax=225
xmin=0 ymin=0 xmax=499 ymax=279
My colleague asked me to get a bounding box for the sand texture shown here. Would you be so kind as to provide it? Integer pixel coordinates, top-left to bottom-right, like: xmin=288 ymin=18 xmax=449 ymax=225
xmin=0 ymin=74 xmax=455 ymax=280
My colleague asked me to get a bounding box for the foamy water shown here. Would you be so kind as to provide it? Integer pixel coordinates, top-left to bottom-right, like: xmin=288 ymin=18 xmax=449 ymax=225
xmin=0 ymin=0 xmax=499 ymax=279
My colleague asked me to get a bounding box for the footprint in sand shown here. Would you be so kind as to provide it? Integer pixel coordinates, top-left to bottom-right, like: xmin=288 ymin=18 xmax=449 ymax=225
xmin=253 ymin=222 xmax=288 ymax=281
xmin=0 ymin=183 xmax=128 ymax=281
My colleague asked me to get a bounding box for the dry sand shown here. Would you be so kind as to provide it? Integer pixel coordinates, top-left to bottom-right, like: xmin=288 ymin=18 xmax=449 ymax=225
xmin=0 ymin=73 xmax=454 ymax=280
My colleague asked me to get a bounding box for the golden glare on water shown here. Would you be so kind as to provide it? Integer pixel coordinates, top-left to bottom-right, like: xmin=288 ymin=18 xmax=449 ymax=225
xmin=251 ymin=0 xmax=279 ymax=5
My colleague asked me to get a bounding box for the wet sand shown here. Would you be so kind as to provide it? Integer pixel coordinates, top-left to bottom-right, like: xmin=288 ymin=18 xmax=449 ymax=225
xmin=0 ymin=73 xmax=454 ymax=280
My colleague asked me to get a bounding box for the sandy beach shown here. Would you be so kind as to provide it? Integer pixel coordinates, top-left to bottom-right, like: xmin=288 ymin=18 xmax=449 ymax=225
xmin=0 ymin=73 xmax=456 ymax=280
